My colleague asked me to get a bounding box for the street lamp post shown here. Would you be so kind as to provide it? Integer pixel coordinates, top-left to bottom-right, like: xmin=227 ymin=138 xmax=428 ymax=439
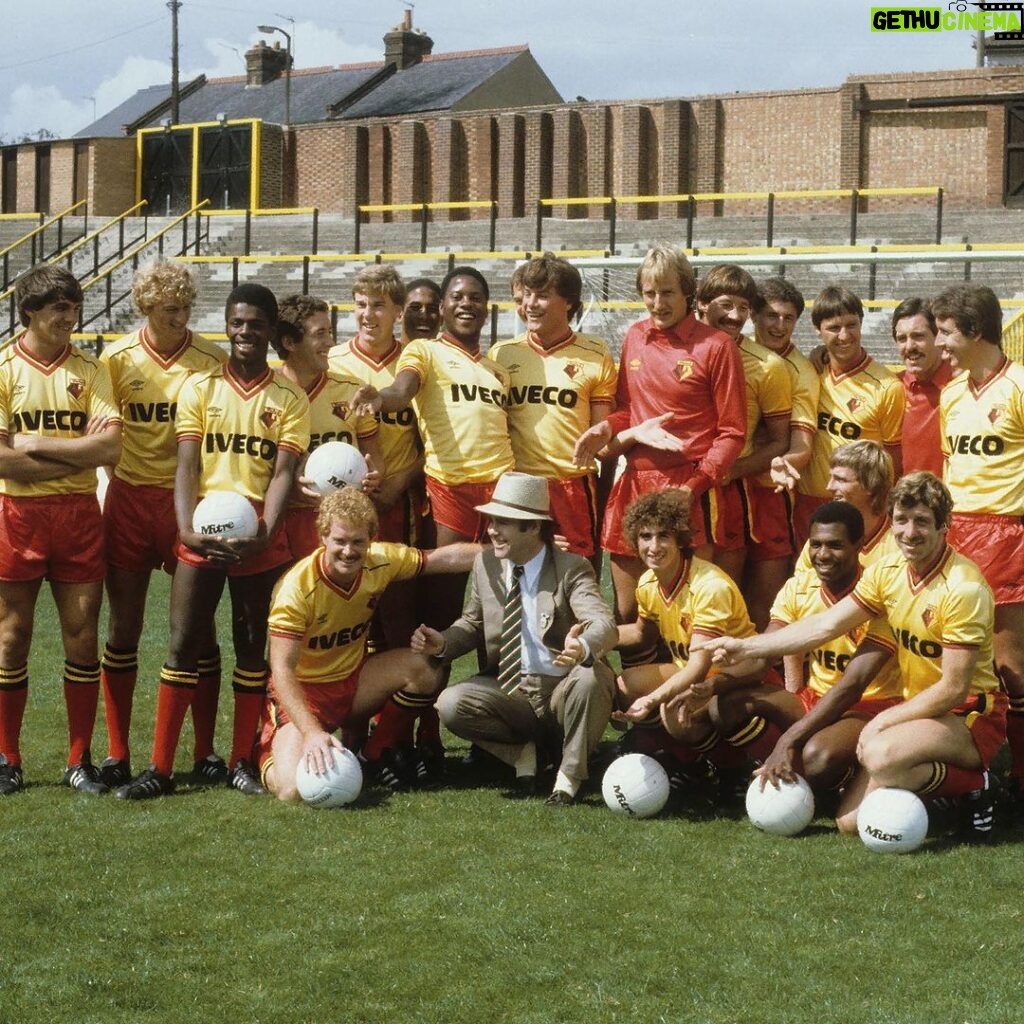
xmin=257 ymin=21 xmax=292 ymax=127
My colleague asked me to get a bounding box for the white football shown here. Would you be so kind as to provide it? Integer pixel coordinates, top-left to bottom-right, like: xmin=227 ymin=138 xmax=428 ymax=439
xmin=295 ymin=746 xmax=363 ymax=808
xmin=304 ymin=441 xmax=367 ymax=496
xmin=857 ymin=787 xmax=928 ymax=854
xmin=746 ymin=774 xmax=815 ymax=836
xmin=602 ymin=753 xmax=670 ymax=818
xmin=192 ymin=491 xmax=259 ymax=540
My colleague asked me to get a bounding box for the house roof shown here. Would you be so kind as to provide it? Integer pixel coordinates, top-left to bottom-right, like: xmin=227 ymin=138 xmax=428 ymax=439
xmin=75 ymin=45 xmax=537 ymax=137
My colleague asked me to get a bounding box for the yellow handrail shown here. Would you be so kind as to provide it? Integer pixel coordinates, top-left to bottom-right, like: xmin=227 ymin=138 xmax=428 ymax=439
xmin=59 ymin=200 xmax=149 ymax=261
xmin=0 ymin=199 xmax=88 ymax=260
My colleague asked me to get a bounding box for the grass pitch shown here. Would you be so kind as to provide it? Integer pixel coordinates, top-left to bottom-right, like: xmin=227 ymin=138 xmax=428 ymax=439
xmin=1 ymin=573 xmax=1022 ymax=1024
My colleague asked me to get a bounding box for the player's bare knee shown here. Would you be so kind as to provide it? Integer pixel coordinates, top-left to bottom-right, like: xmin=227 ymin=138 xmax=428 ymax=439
xmin=802 ymin=735 xmax=843 ymax=780
xmin=404 ymin=653 xmax=441 ymax=694
xmin=857 ymin=733 xmax=897 ymax=775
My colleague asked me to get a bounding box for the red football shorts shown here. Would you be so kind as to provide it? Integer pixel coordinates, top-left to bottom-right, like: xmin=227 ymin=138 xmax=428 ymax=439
xmin=282 ymin=505 xmax=320 ymax=563
xmin=104 ymin=477 xmax=177 ymax=574
xmin=546 ymin=475 xmax=598 ymax=558
xmin=947 ymin=512 xmax=1024 ymax=605
xmin=601 ymin=465 xmax=739 ymax=556
xmin=175 ymin=498 xmax=292 ymax=577
xmin=257 ymin=671 xmax=361 ymax=756
xmin=959 ymin=690 xmax=1008 ymax=768
xmin=798 ymin=688 xmax=901 ymax=718
xmin=0 ymin=493 xmax=104 ymax=583
xmin=425 ymin=477 xmax=496 ymax=542
xmin=377 ymin=477 xmax=429 ymax=546
xmin=743 ymin=482 xmax=795 ymax=562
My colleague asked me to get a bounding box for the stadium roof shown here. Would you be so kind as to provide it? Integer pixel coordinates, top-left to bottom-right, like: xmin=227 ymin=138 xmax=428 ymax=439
xmin=76 ymin=44 xmax=558 ymax=138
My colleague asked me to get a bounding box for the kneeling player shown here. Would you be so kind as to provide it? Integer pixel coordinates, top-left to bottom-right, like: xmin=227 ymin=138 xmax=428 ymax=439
xmin=614 ymin=491 xmax=774 ymax=793
xmin=739 ymin=502 xmax=902 ymax=810
xmin=703 ymin=472 xmax=1006 ymax=839
xmin=260 ymin=488 xmax=479 ymax=800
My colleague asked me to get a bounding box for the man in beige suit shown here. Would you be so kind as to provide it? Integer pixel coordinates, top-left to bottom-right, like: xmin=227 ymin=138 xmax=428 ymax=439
xmin=412 ymin=472 xmax=616 ymax=805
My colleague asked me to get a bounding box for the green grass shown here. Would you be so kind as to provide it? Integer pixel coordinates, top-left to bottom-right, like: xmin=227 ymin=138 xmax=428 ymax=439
xmin=2 ymin=572 xmax=1022 ymax=1024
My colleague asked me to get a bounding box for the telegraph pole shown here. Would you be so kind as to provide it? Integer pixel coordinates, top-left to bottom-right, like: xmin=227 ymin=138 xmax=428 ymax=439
xmin=169 ymin=0 xmax=182 ymax=124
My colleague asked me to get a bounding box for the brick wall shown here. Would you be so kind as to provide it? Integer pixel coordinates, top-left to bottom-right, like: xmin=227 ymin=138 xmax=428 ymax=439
xmin=15 ymin=65 xmax=1024 ymax=221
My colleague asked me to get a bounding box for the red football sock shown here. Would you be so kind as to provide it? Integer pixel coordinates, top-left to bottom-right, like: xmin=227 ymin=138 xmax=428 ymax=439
xmin=363 ymin=690 xmax=435 ymax=760
xmin=918 ymin=761 xmax=986 ymax=800
xmin=100 ymin=644 xmax=137 ymax=762
xmin=64 ymin=660 xmax=100 ymax=766
xmin=0 ymin=665 xmax=29 ymax=765
xmin=724 ymin=716 xmax=782 ymax=765
xmin=229 ymin=666 xmax=267 ymax=769
xmin=151 ymin=667 xmax=198 ymax=776
xmin=192 ymin=649 xmax=222 ymax=762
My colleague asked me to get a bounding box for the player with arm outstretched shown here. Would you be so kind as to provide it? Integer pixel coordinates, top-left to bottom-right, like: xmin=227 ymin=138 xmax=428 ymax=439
xmin=701 ymin=472 xmax=1005 ymax=840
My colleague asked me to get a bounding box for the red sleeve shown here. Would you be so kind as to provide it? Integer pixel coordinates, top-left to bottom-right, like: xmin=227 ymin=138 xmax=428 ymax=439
xmin=605 ymin=330 xmax=635 ymax=437
xmin=685 ymin=338 xmax=746 ymax=495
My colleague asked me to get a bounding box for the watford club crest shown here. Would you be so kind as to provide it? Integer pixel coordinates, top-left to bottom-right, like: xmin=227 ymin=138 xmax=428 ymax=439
xmin=678 ymin=612 xmax=691 ymax=634
xmin=260 ymin=408 xmax=280 ymax=430
xmin=673 ymin=360 xmax=694 ymax=382
xmin=67 ymin=379 xmax=85 ymax=400
xmin=988 ymin=405 xmax=1005 ymax=426
xmin=563 ymin=361 xmax=581 ymax=381
xmin=922 ymin=606 xmax=935 ymax=630
xmin=332 ymin=401 xmax=351 ymax=421
xmin=847 ymin=397 xmax=862 ymax=414
xmin=366 ymin=595 xmax=379 ymax=611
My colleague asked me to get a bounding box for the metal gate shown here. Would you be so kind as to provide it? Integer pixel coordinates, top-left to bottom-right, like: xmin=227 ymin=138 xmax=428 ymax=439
xmin=141 ymin=128 xmax=193 ymax=215
xmin=199 ymin=123 xmax=253 ymax=210
xmin=1005 ymin=102 xmax=1024 ymax=206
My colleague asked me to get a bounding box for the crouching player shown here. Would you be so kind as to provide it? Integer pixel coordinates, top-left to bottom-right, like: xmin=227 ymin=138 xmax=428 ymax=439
xmin=702 ymin=473 xmax=1006 ymax=839
xmin=259 ymin=487 xmax=479 ymax=800
xmin=740 ymin=502 xmax=902 ymax=812
xmin=614 ymin=491 xmax=777 ymax=796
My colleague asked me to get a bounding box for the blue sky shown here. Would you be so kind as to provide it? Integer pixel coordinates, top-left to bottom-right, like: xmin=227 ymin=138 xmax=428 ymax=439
xmin=0 ymin=0 xmax=982 ymax=141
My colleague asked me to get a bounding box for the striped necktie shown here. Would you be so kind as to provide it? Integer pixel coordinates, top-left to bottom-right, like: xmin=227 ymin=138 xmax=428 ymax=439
xmin=497 ymin=564 xmax=525 ymax=694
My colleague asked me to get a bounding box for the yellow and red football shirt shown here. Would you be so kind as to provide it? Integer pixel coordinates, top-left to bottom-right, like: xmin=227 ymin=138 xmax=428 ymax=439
xmin=852 ymin=544 xmax=999 ymax=700
xmin=397 ymin=335 xmax=514 ymax=485
xmin=636 ymin=555 xmax=754 ymax=670
xmin=269 ymin=542 xmax=424 ymax=682
xmin=490 ymin=330 xmax=617 ymax=478
xmin=176 ymin=363 xmax=310 ymax=502
xmin=329 ymin=338 xmax=420 ymax=481
xmin=803 ymin=353 xmax=904 ymax=498
xmin=0 ymin=337 xmax=121 ymax=497
xmin=940 ymin=354 xmax=1024 ymax=516
xmin=101 ymin=326 xmax=226 ymax=488
xmin=770 ymin=567 xmax=900 ymax=700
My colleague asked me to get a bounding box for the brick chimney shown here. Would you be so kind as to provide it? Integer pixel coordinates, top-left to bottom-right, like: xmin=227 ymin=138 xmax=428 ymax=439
xmin=383 ymin=10 xmax=433 ymax=70
xmin=245 ymin=40 xmax=291 ymax=86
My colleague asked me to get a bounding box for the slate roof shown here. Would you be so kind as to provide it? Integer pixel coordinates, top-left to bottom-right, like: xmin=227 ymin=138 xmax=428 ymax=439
xmin=76 ymin=45 xmax=532 ymax=138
